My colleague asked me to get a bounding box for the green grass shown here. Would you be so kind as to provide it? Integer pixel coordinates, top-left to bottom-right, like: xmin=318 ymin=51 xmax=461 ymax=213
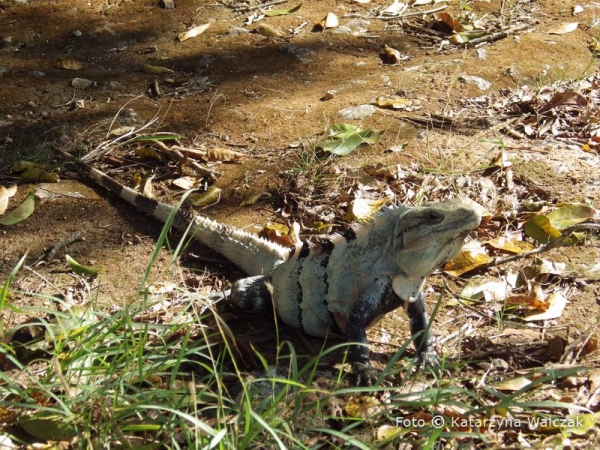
xmin=1 ymin=218 xmax=596 ymax=448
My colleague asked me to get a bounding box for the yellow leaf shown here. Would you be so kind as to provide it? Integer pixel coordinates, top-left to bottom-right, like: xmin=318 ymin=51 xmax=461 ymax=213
xmin=142 ymin=175 xmax=155 ymax=199
xmin=252 ymin=24 xmax=285 ymax=38
xmin=142 ymin=64 xmax=174 ymax=74
xmin=135 ymin=147 xmax=164 ymax=160
xmin=206 ymin=147 xmax=244 ymax=162
xmin=349 ymin=198 xmax=388 ymax=221
xmin=189 ymin=186 xmax=221 ymax=207
xmin=53 ymin=58 xmax=86 ymax=70
xmin=19 ymin=168 xmax=60 ymax=183
xmin=177 ymin=23 xmax=211 ymax=42
xmin=487 ymin=236 xmax=535 ymax=254
xmin=492 ymin=376 xmax=533 ymax=391
xmin=11 ymin=160 xmax=45 ymax=173
xmin=443 ymin=242 xmax=491 ymax=276
xmin=344 ymin=396 xmax=381 ymax=419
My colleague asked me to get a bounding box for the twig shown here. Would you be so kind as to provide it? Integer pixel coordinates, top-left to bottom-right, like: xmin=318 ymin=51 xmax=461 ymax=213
xmin=344 ymin=4 xmax=448 ymax=20
xmin=232 ymin=0 xmax=287 ymax=13
xmin=33 ymin=231 xmax=86 ymax=266
xmin=488 ymin=223 xmax=600 ymax=268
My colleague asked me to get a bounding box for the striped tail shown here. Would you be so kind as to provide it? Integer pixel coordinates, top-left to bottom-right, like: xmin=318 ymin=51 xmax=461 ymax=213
xmin=57 ymin=149 xmax=289 ymax=276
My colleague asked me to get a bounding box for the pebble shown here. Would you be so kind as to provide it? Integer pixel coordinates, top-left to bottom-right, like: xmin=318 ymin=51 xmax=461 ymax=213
xmin=73 ymin=30 xmax=82 ymax=37
xmin=458 ymin=75 xmax=492 ymax=91
xmin=338 ymin=104 xmax=376 ymax=120
xmin=28 ymin=71 xmax=46 ymax=78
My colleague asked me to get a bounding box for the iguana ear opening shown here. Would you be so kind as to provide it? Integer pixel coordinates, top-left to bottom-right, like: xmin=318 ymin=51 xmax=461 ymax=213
xmin=392 ymin=275 xmax=425 ymax=303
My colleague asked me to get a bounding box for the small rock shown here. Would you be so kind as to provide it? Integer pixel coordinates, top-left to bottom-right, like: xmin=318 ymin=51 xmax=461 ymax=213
xmin=227 ymin=27 xmax=249 ymax=36
xmin=331 ymin=26 xmax=352 ymax=35
xmin=338 ymin=104 xmax=376 ymax=120
xmin=458 ymin=74 xmax=491 ymax=91
xmin=71 ymin=77 xmax=95 ymax=89
xmin=160 ymin=0 xmax=175 ymax=9
xmin=476 ymin=48 xmax=487 ymax=60
xmin=28 ymin=71 xmax=46 ymax=78
xmin=41 ymin=111 xmax=50 ymax=119
xmin=320 ymin=90 xmax=336 ymax=101
xmin=279 ymin=45 xmax=316 ymax=64
xmin=73 ymin=30 xmax=82 ymax=37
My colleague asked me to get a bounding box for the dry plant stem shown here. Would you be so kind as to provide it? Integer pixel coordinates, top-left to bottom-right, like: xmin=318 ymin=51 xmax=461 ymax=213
xmin=463 ymin=23 xmax=533 ymax=47
xmin=172 ymin=149 xmax=220 ymax=182
xmin=560 ymin=328 xmax=598 ymax=365
xmin=344 ymin=5 xmax=448 ymax=20
xmin=489 ymin=223 xmax=600 ymax=268
xmin=232 ymin=0 xmax=287 ymax=13
xmin=38 ymin=231 xmax=86 ymax=264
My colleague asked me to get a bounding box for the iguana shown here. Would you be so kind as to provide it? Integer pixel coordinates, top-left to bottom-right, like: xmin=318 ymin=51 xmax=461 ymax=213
xmin=56 ymin=149 xmax=482 ymax=385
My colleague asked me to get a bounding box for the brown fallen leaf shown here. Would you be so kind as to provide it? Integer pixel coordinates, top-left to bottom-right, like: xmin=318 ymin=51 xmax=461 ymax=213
xmin=54 ymin=58 xmax=86 ymax=70
xmin=206 ymin=147 xmax=244 ymax=162
xmin=142 ymin=64 xmax=174 ymax=74
xmin=252 ymin=23 xmax=285 ymax=38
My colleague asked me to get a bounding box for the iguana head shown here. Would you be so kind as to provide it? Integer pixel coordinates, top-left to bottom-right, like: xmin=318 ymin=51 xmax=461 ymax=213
xmin=391 ymin=199 xmax=482 ymax=302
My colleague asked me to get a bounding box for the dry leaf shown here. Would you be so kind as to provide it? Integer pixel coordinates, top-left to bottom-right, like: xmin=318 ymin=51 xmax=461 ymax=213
xmin=363 ymin=164 xmax=395 ymax=179
xmin=142 ymin=64 xmax=174 ymax=74
xmin=177 ymin=23 xmax=211 ymax=42
xmin=444 ymin=241 xmax=491 ymax=276
xmin=11 ymin=160 xmax=45 ymax=173
xmin=523 ymin=292 xmax=568 ymax=321
xmin=135 ymin=147 xmax=163 ymax=160
xmin=206 ymin=147 xmax=244 ymax=162
xmin=344 ymin=396 xmax=381 ymax=419
xmin=383 ymin=1 xmax=408 ymax=16
xmin=487 ymin=235 xmax=535 ymax=254
xmin=434 ymin=12 xmax=465 ymax=32
xmin=319 ymin=12 xmax=339 ymax=30
xmin=142 ymin=175 xmax=155 ymax=199
xmin=492 ymin=376 xmax=533 ymax=391
xmin=0 ymin=185 xmax=17 ymax=215
xmin=548 ymin=22 xmax=578 ymax=35
xmin=376 ymin=425 xmax=403 ymax=441
xmin=189 ymin=186 xmax=221 ymax=207
xmin=172 ymin=176 xmax=199 ymax=190
xmin=19 ymin=168 xmax=60 ymax=183
xmin=374 ymin=96 xmax=412 ymax=109
xmin=460 ymin=278 xmax=511 ymax=302
xmin=109 ymin=126 xmax=136 ymax=137
xmin=240 ymin=191 xmax=270 ymax=206
xmin=260 ymin=223 xmax=294 ymax=248
xmin=378 ymin=44 xmax=405 ymax=64
xmin=54 ymin=58 xmax=86 ymax=70
xmin=252 ymin=23 xmax=285 ymax=37
xmin=349 ymin=198 xmax=388 ymax=221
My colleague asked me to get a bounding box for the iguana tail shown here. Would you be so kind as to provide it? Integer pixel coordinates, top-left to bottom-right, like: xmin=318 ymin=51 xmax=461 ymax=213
xmin=56 ymin=149 xmax=289 ymax=276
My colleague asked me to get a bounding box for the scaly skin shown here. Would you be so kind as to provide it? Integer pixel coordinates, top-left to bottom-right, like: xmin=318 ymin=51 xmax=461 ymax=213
xmin=57 ymin=149 xmax=482 ymax=385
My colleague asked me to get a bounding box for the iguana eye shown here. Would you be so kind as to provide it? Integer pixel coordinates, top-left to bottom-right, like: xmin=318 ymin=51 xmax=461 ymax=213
xmin=425 ymin=211 xmax=444 ymax=224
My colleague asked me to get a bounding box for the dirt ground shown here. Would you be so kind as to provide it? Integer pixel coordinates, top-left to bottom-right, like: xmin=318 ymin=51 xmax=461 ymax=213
xmin=1 ymin=0 xmax=599 ymax=411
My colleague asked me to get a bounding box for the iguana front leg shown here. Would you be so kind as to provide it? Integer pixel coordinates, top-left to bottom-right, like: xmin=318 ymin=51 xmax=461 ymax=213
xmin=406 ymin=293 xmax=439 ymax=368
xmin=346 ymin=279 xmax=438 ymax=386
xmin=345 ymin=278 xmax=397 ymax=386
